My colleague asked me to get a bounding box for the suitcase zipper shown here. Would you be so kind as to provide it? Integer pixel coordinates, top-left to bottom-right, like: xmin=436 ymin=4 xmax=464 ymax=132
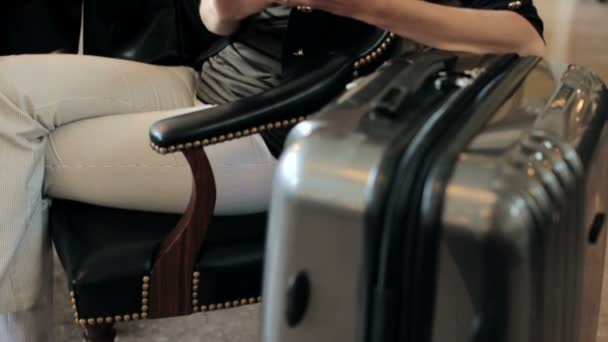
xmin=367 ymin=55 xmax=539 ymax=342
xmin=413 ymin=57 xmax=542 ymax=342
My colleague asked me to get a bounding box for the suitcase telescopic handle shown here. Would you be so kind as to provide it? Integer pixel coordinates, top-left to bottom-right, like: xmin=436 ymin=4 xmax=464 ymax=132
xmin=372 ymin=52 xmax=458 ymax=117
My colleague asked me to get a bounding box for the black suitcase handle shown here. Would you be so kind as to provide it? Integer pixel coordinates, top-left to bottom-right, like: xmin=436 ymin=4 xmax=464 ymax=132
xmin=372 ymin=52 xmax=457 ymax=117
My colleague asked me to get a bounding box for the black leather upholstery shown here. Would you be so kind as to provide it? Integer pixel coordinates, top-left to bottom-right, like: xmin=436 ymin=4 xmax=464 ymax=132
xmin=82 ymin=0 xmax=218 ymax=67
xmin=51 ymin=200 xmax=266 ymax=318
xmin=1 ymin=0 xmax=81 ymax=55
xmin=281 ymin=11 xmax=389 ymax=76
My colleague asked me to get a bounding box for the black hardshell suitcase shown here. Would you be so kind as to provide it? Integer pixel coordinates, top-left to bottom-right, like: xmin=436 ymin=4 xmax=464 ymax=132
xmin=261 ymin=51 xmax=608 ymax=342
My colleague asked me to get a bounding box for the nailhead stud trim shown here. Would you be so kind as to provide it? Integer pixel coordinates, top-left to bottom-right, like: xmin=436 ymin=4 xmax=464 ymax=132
xmin=71 ymin=274 xmax=151 ymax=327
xmin=195 ymin=296 xmax=263 ymax=314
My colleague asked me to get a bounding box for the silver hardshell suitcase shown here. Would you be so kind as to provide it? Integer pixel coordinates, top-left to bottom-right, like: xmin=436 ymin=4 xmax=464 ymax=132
xmin=262 ymin=51 xmax=608 ymax=342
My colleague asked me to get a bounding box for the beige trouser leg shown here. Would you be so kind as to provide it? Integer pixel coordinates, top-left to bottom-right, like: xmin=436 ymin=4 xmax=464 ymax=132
xmin=45 ymin=105 xmax=277 ymax=215
xmin=0 ymin=54 xmax=195 ymax=341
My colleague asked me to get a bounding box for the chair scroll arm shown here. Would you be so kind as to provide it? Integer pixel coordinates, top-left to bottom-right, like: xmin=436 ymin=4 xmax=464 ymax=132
xmin=149 ymin=54 xmax=354 ymax=154
xmin=148 ymin=148 xmax=216 ymax=318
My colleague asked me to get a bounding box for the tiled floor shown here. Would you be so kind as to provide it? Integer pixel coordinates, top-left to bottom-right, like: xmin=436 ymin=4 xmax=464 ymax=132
xmin=52 ymin=0 xmax=608 ymax=341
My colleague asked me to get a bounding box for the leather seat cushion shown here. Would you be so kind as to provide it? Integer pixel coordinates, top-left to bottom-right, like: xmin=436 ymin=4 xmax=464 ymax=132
xmin=51 ymin=199 xmax=266 ymax=319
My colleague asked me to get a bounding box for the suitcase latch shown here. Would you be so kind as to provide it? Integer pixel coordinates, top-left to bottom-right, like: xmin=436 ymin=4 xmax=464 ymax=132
xmin=435 ymin=67 xmax=487 ymax=89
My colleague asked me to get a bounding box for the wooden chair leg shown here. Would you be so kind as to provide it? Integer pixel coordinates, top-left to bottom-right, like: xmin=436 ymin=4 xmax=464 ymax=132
xmin=83 ymin=324 xmax=116 ymax=342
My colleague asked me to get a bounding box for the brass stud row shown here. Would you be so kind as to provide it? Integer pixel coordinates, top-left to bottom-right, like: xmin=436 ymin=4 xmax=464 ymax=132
xmin=151 ymin=116 xmax=307 ymax=155
xmin=196 ymin=296 xmax=263 ymax=313
xmin=353 ymin=33 xmax=396 ymax=78
xmin=508 ymin=1 xmax=522 ymax=10
xmin=73 ymin=275 xmax=151 ymax=327
xmin=70 ymin=291 xmax=78 ymax=324
xmin=76 ymin=311 xmax=144 ymax=326
xmin=141 ymin=275 xmax=150 ymax=319
xmin=192 ymin=272 xmax=201 ymax=312
xmin=296 ymin=6 xmax=313 ymax=12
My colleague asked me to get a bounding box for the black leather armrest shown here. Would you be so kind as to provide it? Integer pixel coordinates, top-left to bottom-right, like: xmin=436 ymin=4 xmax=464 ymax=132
xmin=149 ymin=25 xmax=395 ymax=154
xmin=149 ymin=55 xmax=353 ymax=153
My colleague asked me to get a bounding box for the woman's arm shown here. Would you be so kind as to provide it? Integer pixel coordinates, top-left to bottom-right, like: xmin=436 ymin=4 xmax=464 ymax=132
xmin=200 ymin=0 xmax=274 ymax=36
xmin=283 ymin=0 xmax=546 ymax=56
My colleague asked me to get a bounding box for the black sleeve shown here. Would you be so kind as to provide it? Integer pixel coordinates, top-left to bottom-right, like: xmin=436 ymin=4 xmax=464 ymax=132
xmin=460 ymin=0 xmax=544 ymax=39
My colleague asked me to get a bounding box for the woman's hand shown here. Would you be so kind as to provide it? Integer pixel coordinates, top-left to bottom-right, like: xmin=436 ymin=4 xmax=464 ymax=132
xmin=200 ymin=0 xmax=275 ymax=36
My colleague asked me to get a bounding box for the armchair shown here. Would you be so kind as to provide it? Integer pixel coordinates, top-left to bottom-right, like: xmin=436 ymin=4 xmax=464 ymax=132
xmin=50 ymin=10 xmax=399 ymax=342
